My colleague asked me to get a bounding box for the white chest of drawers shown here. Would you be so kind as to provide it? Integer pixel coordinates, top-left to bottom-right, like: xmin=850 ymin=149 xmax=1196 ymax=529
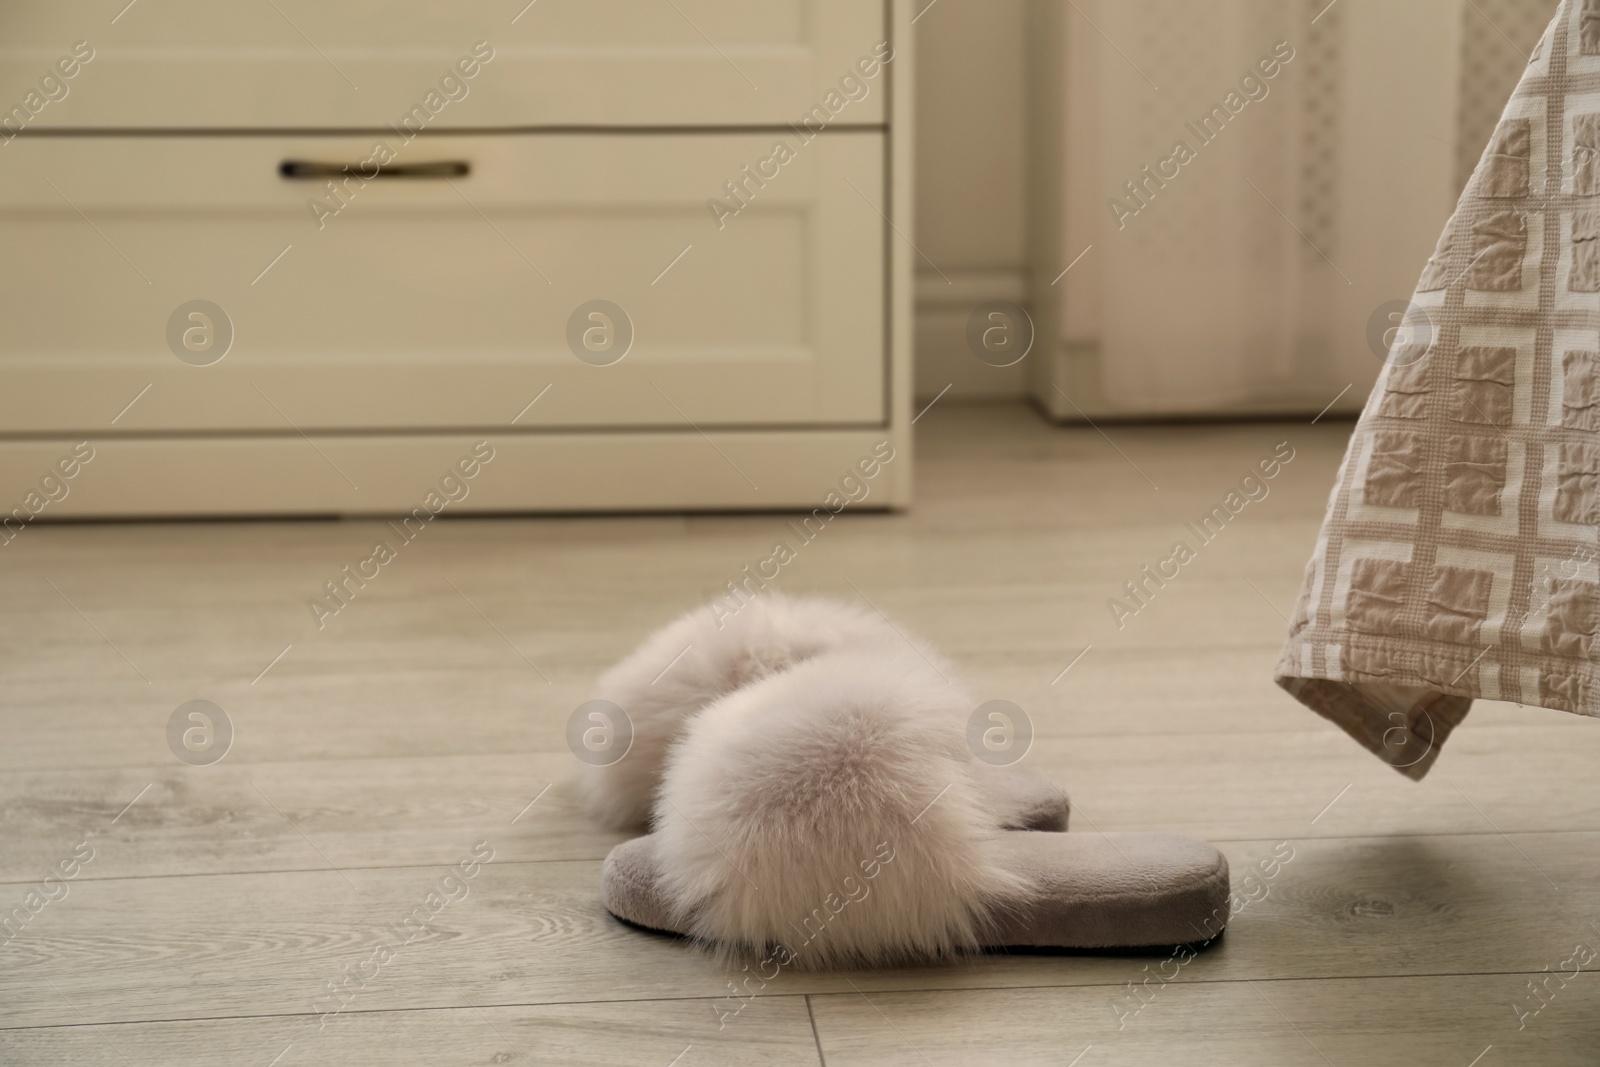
xmin=0 ymin=1 xmax=912 ymax=516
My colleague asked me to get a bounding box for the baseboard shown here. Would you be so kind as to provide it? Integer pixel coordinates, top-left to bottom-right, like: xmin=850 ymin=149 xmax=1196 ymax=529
xmin=914 ymin=268 xmax=1032 ymax=403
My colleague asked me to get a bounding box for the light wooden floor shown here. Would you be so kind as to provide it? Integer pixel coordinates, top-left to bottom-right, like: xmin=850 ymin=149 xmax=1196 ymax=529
xmin=4 ymin=404 xmax=1598 ymax=1065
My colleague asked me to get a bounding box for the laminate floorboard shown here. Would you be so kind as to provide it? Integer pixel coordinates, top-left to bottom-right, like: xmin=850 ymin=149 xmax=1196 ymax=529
xmin=4 ymin=725 xmax=1600 ymax=885
xmin=3 ymin=833 xmax=1596 ymax=1029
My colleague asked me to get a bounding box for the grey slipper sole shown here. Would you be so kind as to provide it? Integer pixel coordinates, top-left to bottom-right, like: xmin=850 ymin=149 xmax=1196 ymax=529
xmin=603 ymin=829 xmax=1231 ymax=953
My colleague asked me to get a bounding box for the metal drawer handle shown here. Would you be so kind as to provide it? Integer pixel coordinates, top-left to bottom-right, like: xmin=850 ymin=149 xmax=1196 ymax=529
xmin=279 ymin=160 xmax=470 ymax=179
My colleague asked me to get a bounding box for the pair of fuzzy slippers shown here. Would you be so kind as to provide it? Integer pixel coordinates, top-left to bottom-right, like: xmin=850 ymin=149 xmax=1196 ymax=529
xmin=578 ymin=595 xmax=1230 ymax=969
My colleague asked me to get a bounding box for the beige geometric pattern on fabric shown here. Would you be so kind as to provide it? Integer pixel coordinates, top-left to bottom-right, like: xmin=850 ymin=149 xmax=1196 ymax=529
xmin=1277 ymin=0 xmax=1600 ymax=778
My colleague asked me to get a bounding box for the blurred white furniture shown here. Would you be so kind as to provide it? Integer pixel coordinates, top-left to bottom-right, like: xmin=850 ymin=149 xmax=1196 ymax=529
xmin=1027 ymin=0 xmax=1552 ymax=420
xmin=0 ymin=1 xmax=912 ymax=515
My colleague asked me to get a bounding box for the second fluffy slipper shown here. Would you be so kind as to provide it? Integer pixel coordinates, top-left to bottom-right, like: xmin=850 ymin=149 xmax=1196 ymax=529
xmin=576 ymin=594 xmax=1069 ymax=834
xmin=602 ymin=648 xmax=1232 ymax=967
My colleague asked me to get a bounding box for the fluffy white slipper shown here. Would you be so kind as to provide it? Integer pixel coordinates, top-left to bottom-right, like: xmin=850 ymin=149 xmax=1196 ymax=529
xmin=601 ymin=649 xmax=1231 ymax=967
xmin=576 ymin=594 xmax=1069 ymax=833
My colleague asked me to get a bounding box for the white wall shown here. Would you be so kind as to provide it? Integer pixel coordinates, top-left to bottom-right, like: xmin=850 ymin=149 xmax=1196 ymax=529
xmin=913 ymin=0 xmax=1032 ymax=402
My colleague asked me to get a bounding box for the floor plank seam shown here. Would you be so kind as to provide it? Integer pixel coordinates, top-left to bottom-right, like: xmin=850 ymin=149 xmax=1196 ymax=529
xmin=804 ymin=994 xmax=828 ymax=1067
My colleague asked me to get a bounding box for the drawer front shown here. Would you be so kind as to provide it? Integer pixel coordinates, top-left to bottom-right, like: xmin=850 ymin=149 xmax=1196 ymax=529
xmin=0 ymin=132 xmax=887 ymax=434
xmin=0 ymin=1 xmax=890 ymax=128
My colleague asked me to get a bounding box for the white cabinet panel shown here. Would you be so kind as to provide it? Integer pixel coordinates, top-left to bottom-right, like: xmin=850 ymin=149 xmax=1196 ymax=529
xmin=0 ymin=131 xmax=886 ymax=434
xmin=0 ymin=1 xmax=891 ymax=128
